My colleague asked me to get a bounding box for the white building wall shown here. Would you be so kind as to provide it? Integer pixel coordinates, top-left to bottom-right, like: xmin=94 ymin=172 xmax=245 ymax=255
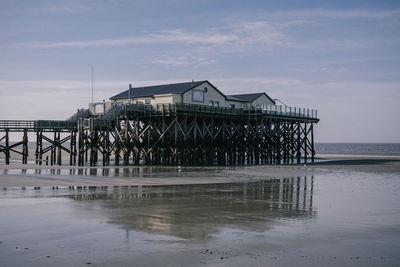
xmin=226 ymin=100 xmax=245 ymax=108
xmin=181 ymin=82 xmax=229 ymax=107
xmin=252 ymin=94 xmax=275 ymax=107
xmin=110 ymin=82 xmax=275 ymax=109
xmin=112 ymin=95 xmax=175 ymax=105
xmin=89 ymin=101 xmax=113 ymax=114
xmin=152 ymin=95 xmax=174 ymax=105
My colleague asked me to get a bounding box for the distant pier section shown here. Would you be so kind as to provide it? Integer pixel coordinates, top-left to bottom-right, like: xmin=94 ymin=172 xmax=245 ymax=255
xmin=0 ymin=80 xmax=319 ymax=166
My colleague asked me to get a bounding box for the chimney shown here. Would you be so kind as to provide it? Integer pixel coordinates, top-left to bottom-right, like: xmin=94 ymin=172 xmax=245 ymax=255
xmin=128 ymin=84 xmax=132 ymax=104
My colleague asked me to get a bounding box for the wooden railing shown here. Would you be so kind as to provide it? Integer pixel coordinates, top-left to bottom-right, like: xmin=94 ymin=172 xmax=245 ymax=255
xmin=123 ymin=103 xmax=318 ymax=120
xmin=0 ymin=120 xmax=37 ymax=130
xmin=0 ymin=120 xmax=77 ymax=131
xmin=0 ymin=103 xmax=318 ymax=133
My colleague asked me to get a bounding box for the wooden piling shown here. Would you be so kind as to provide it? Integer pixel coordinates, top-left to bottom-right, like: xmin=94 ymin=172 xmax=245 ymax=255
xmin=5 ymin=129 xmax=10 ymax=165
xmin=22 ymin=129 xmax=28 ymax=164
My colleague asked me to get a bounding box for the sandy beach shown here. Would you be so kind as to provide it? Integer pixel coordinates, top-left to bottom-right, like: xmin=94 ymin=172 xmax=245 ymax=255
xmin=1 ymin=154 xmax=400 ymax=267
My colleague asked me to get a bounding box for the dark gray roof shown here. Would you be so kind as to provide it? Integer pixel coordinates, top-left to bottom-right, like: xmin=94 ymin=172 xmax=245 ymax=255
xmin=227 ymin=93 xmax=275 ymax=103
xmin=110 ymin=80 xmax=207 ymax=100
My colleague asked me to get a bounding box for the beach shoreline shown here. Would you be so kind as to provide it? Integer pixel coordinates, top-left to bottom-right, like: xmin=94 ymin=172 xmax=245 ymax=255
xmin=0 ymin=154 xmax=399 ymax=187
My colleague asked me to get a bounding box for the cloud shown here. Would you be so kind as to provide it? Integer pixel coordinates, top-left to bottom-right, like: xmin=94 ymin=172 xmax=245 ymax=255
xmin=0 ymin=80 xmax=124 ymax=93
xmin=230 ymin=21 xmax=290 ymax=46
xmin=28 ymin=30 xmax=239 ymax=48
xmin=33 ymin=4 xmax=87 ymax=14
xmin=277 ymin=8 xmax=400 ymax=19
xmin=297 ymin=67 xmax=348 ymax=74
xmin=27 ymin=21 xmax=289 ymax=49
xmin=152 ymin=53 xmax=216 ymax=66
xmin=0 ymin=78 xmax=198 ymax=97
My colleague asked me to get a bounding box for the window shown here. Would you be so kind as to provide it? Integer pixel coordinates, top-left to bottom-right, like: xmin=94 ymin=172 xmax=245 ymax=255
xmin=145 ymin=99 xmax=151 ymax=104
xmin=94 ymin=103 xmax=104 ymax=114
xmin=230 ymin=104 xmax=235 ymax=109
xmin=203 ymin=87 xmax=208 ymax=92
xmin=192 ymin=90 xmax=204 ymax=102
xmin=209 ymin=101 xmax=220 ymax=107
xmin=136 ymin=100 xmax=143 ymax=104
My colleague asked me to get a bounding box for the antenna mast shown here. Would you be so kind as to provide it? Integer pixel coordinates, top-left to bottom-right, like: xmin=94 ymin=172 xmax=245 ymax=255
xmin=91 ymin=65 xmax=94 ymax=103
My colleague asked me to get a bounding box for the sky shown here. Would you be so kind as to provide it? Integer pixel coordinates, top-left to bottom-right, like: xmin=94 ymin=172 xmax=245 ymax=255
xmin=0 ymin=0 xmax=399 ymax=143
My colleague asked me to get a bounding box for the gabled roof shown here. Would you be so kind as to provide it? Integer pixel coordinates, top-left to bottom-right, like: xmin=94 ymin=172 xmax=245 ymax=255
xmin=227 ymin=93 xmax=276 ymax=104
xmin=110 ymin=80 xmax=207 ymax=100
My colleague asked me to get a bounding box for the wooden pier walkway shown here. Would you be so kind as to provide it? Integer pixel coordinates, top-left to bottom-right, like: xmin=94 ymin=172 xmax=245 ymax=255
xmin=0 ymin=103 xmax=318 ymax=166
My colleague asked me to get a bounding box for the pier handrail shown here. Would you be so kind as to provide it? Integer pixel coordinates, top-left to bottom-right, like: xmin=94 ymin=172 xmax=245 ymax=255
xmin=123 ymin=103 xmax=318 ymax=120
xmin=256 ymin=105 xmax=318 ymax=119
xmin=98 ymin=104 xmax=124 ymax=123
xmin=0 ymin=120 xmax=77 ymax=131
xmin=0 ymin=120 xmax=37 ymax=130
xmin=66 ymin=108 xmax=92 ymax=122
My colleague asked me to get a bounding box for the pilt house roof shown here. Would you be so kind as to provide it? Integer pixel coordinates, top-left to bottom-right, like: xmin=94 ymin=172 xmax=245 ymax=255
xmin=110 ymin=80 xmax=207 ymax=100
xmin=109 ymin=80 xmax=275 ymax=104
xmin=227 ymin=93 xmax=276 ymax=104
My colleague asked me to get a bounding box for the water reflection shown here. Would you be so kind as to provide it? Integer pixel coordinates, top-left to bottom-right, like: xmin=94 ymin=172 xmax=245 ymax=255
xmin=69 ymin=177 xmax=315 ymax=240
xmin=3 ymin=166 xmax=213 ymax=177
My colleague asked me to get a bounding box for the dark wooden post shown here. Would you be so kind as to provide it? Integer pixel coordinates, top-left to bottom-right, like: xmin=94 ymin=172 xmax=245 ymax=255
xmin=304 ymin=122 xmax=308 ymax=164
xmin=78 ymin=130 xmax=84 ymax=166
xmin=35 ymin=130 xmax=40 ymax=164
xmin=57 ymin=130 xmax=62 ymax=165
xmin=102 ymin=130 xmax=107 ymax=166
xmin=5 ymin=129 xmax=10 ymax=165
xmin=115 ymin=125 xmax=120 ymax=166
xmin=50 ymin=131 xmax=55 ymax=165
xmin=297 ymin=122 xmax=301 ymax=164
xmin=290 ymin=122 xmax=295 ymax=164
xmin=70 ymin=130 xmax=76 ymax=166
xmin=311 ymin=123 xmax=315 ymax=163
xmin=22 ymin=129 xmax=28 ymax=164
xmin=39 ymin=131 xmax=43 ymax=165
xmin=85 ymin=130 xmax=88 ymax=164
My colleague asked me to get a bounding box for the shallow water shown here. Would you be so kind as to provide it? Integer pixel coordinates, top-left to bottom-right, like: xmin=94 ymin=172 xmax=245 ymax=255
xmin=0 ymin=169 xmax=399 ymax=266
xmin=315 ymin=143 xmax=400 ymax=156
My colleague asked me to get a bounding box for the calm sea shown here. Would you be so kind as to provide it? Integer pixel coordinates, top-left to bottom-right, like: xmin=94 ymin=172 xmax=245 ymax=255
xmin=315 ymin=143 xmax=400 ymax=156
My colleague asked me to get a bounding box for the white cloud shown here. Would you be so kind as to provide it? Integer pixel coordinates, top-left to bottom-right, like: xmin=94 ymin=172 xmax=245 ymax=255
xmin=27 ymin=21 xmax=288 ymax=49
xmin=153 ymin=53 xmax=216 ymax=66
xmin=276 ymin=8 xmax=400 ymax=19
xmin=28 ymin=30 xmax=239 ymax=48
xmin=297 ymin=67 xmax=348 ymax=74
xmin=229 ymin=21 xmax=290 ymax=46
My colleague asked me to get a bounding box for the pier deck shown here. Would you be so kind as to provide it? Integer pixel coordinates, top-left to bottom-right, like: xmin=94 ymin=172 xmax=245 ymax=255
xmin=1 ymin=103 xmax=318 ymax=166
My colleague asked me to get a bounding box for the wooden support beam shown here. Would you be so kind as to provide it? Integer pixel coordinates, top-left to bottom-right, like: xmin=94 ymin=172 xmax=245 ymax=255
xmin=297 ymin=122 xmax=301 ymax=164
xmin=22 ymin=129 xmax=28 ymax=164
xmin=304 ymin=122 xmax=308 ymax=164
xmin=5 ymin=129 xmax=10 ymax=165
xmin=57 ymin=130 xmax=62 ymax=165
xmin=310 ymin=123 xmax=314 ymax=163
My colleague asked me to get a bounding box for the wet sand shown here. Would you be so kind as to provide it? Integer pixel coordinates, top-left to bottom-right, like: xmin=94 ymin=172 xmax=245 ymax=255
xmin=1 ymin=154 xmax=400 ymax=188
xmin=1 ymin=154 xmax=400 ymax=266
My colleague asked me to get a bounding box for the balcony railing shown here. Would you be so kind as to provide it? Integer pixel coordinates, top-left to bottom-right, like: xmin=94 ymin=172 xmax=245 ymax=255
xmin=255 ymin=105 xmax=318 ymax=119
